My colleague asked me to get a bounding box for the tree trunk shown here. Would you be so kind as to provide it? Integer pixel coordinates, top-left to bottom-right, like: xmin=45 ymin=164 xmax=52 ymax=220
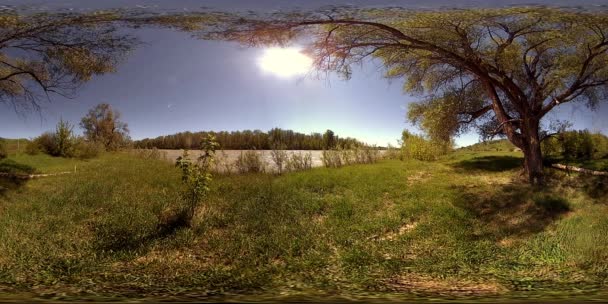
xmin=521 ymin=119 xmax=544 ymax=186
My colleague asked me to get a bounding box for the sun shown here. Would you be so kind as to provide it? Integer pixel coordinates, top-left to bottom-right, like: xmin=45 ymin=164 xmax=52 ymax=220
xmin=257 ymin=47 xmax=313 ymax=77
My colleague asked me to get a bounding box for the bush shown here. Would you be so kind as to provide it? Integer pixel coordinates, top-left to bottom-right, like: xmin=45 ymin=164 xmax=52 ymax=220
xmin=550 ymin=130 xmax=608 ymax=161
xmin=172 ymin=135 xmax=218 ymax=228
xmin=74 ymin=139 xmax=105 ymax=159
xmin=25 ymin=140 xmax=40 ymax=155
xmin=321 ymin=149 xmax=342 ymax=168
xmin=541 ymin=136 xmax=561 ymax=158
xmin=286 ymin=152 xmax=312 ymax=171
xmin=234 ymin=150 xmax=266 ymax=173
xmin=362 ymin=147 xmax=380 ymax=163
xmin=131 ymin=148 xmax=167 ymax=161
xmin=270 ymin=144 xmax=289 ymax=174
xmin=383 ymin=144 xmax=401 ymax=160
xmin=340 ymin=148 xmax=355 ymax=165
xmin=33 ymin=119 xmax=77 ymax=158
xmin=0 ymin=140 xmax=7 ymax=159
xmin=35 ymin=132 xmax=57 ymax=156
xmin=53 ymin=119 xmax=75 ymax=157
xmin=401 ymin=130 xmax=450 ymax=161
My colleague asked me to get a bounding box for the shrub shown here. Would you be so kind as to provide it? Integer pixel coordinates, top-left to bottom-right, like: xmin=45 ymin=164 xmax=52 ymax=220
xmin=25 ymin=140 xmax=40 ymax=155
xmin=541 ymin=136 xmax=561 ymax=158
xmin=53 ymin=119 xmax=75 ymax=157
xmin=321 ymin=149 xmax=342 ymax=168
xmin=362 ymin=147 xmax=380 ymax=163
xmin=340 ymin=148 xmax=355 ymax=165
xmin=270 ymin=144 xmax=289 ymax=174
xmin=556 ymin=130 xmax=608 ymax=161
xmin=383 ymin=144 xmax=401 ymax=160
xmin=74 ymin=139 xmax=105 ymax=159
xmin=286 ymin=152 xmax=312 ymax=172
xmin=33 ymin=119 xmax=78 ymax=158
xmin=234 ymin=150 xmax=266 ymax=173
xmin=35 ymin=132 xmax=57 ymax=156
xmin=401 ymin=130 xmax=450 ymax=161
xmin=591 ymin=133 xmax=608 ymax=159
xmin=0 ymin=140 xmax=7 ymax=159
xmin=172 ymin=135 xmax=219 ymax=228
xmin=131 ymin=148 xmax=166 ymax=161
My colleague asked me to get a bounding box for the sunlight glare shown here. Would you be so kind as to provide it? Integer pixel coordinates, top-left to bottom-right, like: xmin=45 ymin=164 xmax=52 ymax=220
xmin=257 ymin=47 xmax=313 ymax=77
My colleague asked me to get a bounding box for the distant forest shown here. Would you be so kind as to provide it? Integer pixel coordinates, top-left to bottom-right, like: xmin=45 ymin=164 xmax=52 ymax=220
xmin=134 ymin=128 xmax=369 ymax=150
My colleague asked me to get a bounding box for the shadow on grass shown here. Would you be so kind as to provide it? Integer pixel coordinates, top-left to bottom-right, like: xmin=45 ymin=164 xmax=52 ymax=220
xmin=580 ymin=176 xmax=608 ymax=201
xmin=545 ymin=169 xmax=608 ymax=202
xmin=452 ymin=155 xmax=523 ymax=172
xmin=453 ymin=183 xmax=570 ymax=239
xmin=0 ymin=159 xmax=37 ymax=196
xmin=92 ymin=207 xmax=192 ymax=254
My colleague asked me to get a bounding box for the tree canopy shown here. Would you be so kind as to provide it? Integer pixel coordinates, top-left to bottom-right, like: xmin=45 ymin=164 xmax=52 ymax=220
xmin=213 ymin=7 xmax=608 ymax=184
xmin=0 ymin=10 xmax=219 ymax=112
xmin=80 ymin=103 xmax=129 ymax=151
xmin=0 ymin=11 xmax=139 ymax=111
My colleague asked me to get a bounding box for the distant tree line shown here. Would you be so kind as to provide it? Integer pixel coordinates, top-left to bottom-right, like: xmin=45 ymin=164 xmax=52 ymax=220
xmin=542 ymin=130 xmax=608 ymax=161
xmin=134 ymin=128 xmax=367 ymax=150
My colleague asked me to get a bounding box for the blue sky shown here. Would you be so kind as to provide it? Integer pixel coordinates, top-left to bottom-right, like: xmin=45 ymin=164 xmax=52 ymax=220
xmin=1 ymin=0 xmax=607 ymax=147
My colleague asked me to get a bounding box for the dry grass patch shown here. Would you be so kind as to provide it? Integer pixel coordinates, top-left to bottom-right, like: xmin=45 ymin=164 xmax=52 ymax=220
xmin=386 ymin=274 xmax=506 ymax=296
xmin=406 ymin=171 xmax=432 ymax=184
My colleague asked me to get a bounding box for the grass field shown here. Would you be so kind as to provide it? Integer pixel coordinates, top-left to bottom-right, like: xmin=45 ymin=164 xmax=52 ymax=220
xmin=0 ymin=150 xmax=607 ymax=301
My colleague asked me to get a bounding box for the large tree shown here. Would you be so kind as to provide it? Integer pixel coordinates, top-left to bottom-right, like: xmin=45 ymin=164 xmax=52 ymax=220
xmin=0 ymin=11 xmax=140 ymax=112
xmin=0 ymin=9 xmax=217 ymax=113
xmin=215 ymin=7 xmax=608 ymax=185
xmin=80 ymin=103 xmax=129 ymax=151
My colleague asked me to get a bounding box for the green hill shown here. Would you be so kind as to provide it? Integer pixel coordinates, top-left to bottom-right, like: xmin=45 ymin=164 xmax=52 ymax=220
xmin=459 ymin=139 xmax=517 ymax=152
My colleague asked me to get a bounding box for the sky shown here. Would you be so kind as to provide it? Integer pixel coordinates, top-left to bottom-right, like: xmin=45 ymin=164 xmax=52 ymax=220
xmin=1 ymin=0 xmax=608 ymax=147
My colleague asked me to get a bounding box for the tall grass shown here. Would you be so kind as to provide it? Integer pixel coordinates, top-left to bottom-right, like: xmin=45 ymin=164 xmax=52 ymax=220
xmin=0 ymin=151 xmax=606 ymax=299
xmin=322 ymin=147 xmax=381 ymax=168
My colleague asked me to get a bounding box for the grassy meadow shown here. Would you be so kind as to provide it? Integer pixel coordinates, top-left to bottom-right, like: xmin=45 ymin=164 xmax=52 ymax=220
xmin=0 ymin=149 xmax=607 ymax=301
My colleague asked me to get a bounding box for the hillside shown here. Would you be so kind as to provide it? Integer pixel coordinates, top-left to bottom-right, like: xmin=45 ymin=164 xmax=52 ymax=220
xmin=458 ymin=139 xmax=517 ymax=152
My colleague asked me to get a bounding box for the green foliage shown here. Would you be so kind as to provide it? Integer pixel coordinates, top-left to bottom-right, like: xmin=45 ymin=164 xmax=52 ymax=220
xmin=591 ymin=133 xmax=608 ymax=159
xmin=323 ymin=129 xmax=336 ymax=149
xmin=53 ymin=119 xmax=76 ymax=157
xmin=33 ymin=132 xmax=56 ymax=156
xmin=545 ymin=130 xmax=608 ymax=161
xmin=33 ymin=119 xmax=78 ymax=158
xmin=541 ymin=136 xmax=561 ymax=158
xmin=135 ymin=128 xmax=366 ymax=150
xmin=401 ymin=129 xmax=451 ymax=161
xmin=73 ymin=138 xmax=105 ymax=159
xmin=0 ymin=12 xmax=137 ymax=112
xmin=80 ymin=103 xmax=130 ymax=151
xmin=1 ymin=150 xmax=607 ymax=299
xmin=460 ymin=139 xmax=517 ymax=152
xmin=0 ymin=140 xmax=7 ymax=159
xmin=322 ymin=147 xmax=381 ymax=168
xmin=24 ymin=140 xmax=40 ymax=155
xmin=226 ymin=6 xmax=608 ymax=184
xmin=174 ymin=135 xmax=219 ymax=227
